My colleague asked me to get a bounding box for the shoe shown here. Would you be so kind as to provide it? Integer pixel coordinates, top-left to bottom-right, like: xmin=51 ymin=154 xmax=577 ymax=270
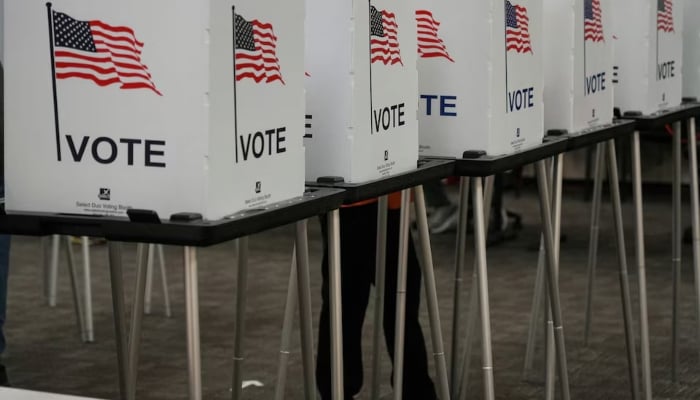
xmin=0 ymin=363 xmax=10 ymax=387
xmin=429 ymin=205 xmax=459 ymax=234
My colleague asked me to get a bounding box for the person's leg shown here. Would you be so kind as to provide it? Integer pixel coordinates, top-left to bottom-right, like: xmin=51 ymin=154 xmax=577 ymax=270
xmin=316 ymin=204 xmax=377 ymax=399
xmin=423 ymin=180 xmax=452 ymax=209
xmin=382 ymin=208 xmax=438 ymax=399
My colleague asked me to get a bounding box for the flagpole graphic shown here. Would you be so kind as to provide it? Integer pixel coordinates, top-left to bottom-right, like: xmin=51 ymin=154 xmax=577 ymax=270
xmin=504 ymin=0 xmax=509 ymax=113
xmin=232 ymin=6 xmax=239 ymax=163
xmin=46 ymin=2 xmax=62 ymax=162
xmin=369 ymin=0 xmax=374 ymax=134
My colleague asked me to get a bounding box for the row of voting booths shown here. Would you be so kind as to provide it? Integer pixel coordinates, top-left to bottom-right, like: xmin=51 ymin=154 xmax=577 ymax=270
xmin=2 ymin=0 xmax=700 ymax=399
xmin=1 ymin=0 xmax=693 ymax=217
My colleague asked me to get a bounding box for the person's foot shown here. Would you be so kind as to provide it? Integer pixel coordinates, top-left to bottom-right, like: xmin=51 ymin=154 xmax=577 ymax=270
xmin=429 ymin=205 xmax=459 ymax=234
xmin=0 ymin=363 xmax=10 ymax=387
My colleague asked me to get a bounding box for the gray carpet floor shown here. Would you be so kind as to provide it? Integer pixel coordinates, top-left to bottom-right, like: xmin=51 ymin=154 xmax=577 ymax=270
xmin=2 ymin=185 xmax=699 ymax=400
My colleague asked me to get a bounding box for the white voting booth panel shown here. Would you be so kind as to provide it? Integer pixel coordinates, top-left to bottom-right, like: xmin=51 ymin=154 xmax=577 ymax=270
xmin=543 ymin=0 xmax=613 ymax=133
xmin=304 ymin=0 xmax=419 ymax=183
xmin=417 ymin=0 xmax=544 ymax=158
xmin=612 ymin=0 xmax=683 ymax=115
xmin=4 ymin=0 xmax=305 ymax=220
xmin=683 ymin=0 xmax=700 ymax=99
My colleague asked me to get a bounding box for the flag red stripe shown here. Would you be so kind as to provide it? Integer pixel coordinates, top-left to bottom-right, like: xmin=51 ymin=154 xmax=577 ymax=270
xmin=89 ymin=20 xmax=144 ymax=45
xmin=55 ymin=72 xmax=121 ymax=87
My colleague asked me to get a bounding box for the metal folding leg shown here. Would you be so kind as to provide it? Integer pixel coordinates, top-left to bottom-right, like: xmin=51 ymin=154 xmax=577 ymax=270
xmin=606 ymin=139 xmax=641 ymax=400
xmin=544 ymin=154 xmax=564 ymax=400
xmin=327 ymin=209 xmax=344 ymax=400
xmin=63 ymin=236 xmax=87 ymax=342
xmin=672 ymin=121 xmax=682 ymax=383
xmin=457 ymin=176 xmax=495 ymax=400
xmin=184 ymin=246 xmax=202 ymax=400
xmin=471 ymin=177 xmax=495 ymax=400
xmin=107 ymin=242 xmax=130 ymax=400
xmin=81 ymin=237 xmax=94 ymax=342
xmin=632 ymin=130 xmax=652 ymax=399
xmin=584 ymin=143 xmax=606 ymax=346
xmin=414 ymin=185 xmax=451 ymax=400
xmin=48 ymin=235 xmax=59 ymax=307
xmin=295 ymin=220 xmax=318 ymax=400
xmin=158 ymin=245 xmax=172 ymax=318
xmin=145 ymin=244 xmax=172 ymax=317
xmin=534 ymin=161 xmax=571 ymax=400
xmin=126 ymin=243 xmax=149 ymax=400
xmin=371 ymin=196 xmax=389 ymax=400
xmin=274 ymin=247 xmax=299 ymax=400
xmin=450 ymin=177 xmax=470 ymax=396
xmin=687 ymin=117 xmax=700 ymax=375
xmin=231 ymin=238 xmax=249 ymax=400
xmin=392 ymin=189 xmax=411 ymax=400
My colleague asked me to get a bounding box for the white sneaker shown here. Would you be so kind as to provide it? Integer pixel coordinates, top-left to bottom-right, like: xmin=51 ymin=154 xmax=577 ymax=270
xmin=430 ymin=205 xmax=459 ymax=234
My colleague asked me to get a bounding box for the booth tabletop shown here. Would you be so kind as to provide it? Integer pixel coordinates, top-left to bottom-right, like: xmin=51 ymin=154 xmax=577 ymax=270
xmin=308 ymin=159 xmax=455 ymax=204
xmin=622 ymin=102 xmax=700 ymax=131
xmin=564 ymin=119 xmax=637 ymax=151
xmin=443 ymin=136 xmax=569 ymax=178
xmin=0 ymin=188 xmax=345 ymax=247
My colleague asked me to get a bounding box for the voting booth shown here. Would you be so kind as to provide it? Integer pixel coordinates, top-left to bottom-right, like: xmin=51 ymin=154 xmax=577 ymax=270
xmin=612 ymin=0 xmax=683 ymax=115
xmin=683 ymin=0 xmax=700 ymax=99
xmin=304 ymin=0 xmax=419 ymax=183
xmin=543 ymin=0 xmax=613 ymax=133
xmin=417 ymin=0 xmax=544 ymax=157
xmin=3 ymin=0 xmax=305 ymax=220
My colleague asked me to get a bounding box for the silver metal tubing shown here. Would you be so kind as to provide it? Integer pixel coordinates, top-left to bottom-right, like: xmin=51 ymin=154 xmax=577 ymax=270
xmin=414 ymin=186 xmax=451 ymax=400
xmin=184 ymin=246 xmax=202 ymax=400
xmin=127 ymin=243 xmax=149 ymax=400
xmin=688 ymin=117 xmax=700 ymax=376
xmin=393 ymin=189 xmax=411 ymax=400
xmin=584 ymin=143 xmax=606 ymax=346
xmin=48 ymin=235 xmax=59 ymax=307
xmin=535 ymin=161 xmax=571 ymax=400
xmin=157 ymin=244 xmax=172 ymax=318
xmin=672 ymin=121 xmax=682 ymax=383
xmin=274 ymin=247 xmax=298 ymax=400
xmin=471 ymin=177 xmax=495 ymax=400
xmin=81 ymin=237 xmax=94 ymax=342
xmin=371 ymin=196 xmax=389 ymax=400
xmin=450 ymin=177 xmax=470 ymax=397
xmin=458 ymin=175 xmax=494 ymax=400
xmin=295 ymin=220 xmax=317 ymax=400
xmin=108 ymin=242 xmax=130 ymax=400
xmin=522 ymin=238 xmax=545 ymax=382
xmin=231 ymin=238 xmax=250 ymax=400
xmin=606 ymin=139 xmax=641 ymax=400
xmin=545 ymin=154 xmax=564 ymax=400
xmin=328 ymin=209 xmax=344 ymax=400
xmin=144 ymin=244 xmax=155 ymax=315
xmin=632 ymin=130 xmax=652 ymax=400
xmin=63 ymin=236 xmax=86 ymax=341
xmin=524 ymin=157 xmax=554 ymax=384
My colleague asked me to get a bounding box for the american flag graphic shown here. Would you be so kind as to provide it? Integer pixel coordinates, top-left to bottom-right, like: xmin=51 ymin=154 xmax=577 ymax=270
xmin=234 ymin=12 xmax=284 ymax=84
xmin=415 ymin=10 xmax=454 ymax=62
xmin=657 ymin=0 xmax=674 ymax=33
xmin=51 ymin=11 xmax=161 ymax=95
xmin=584 ymin=0 xmax=604 ymax=42
xmin=370 ymin=5 xmax=402 ymax=65
xmin=505 ymin=1 xmax=532 ymax=54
